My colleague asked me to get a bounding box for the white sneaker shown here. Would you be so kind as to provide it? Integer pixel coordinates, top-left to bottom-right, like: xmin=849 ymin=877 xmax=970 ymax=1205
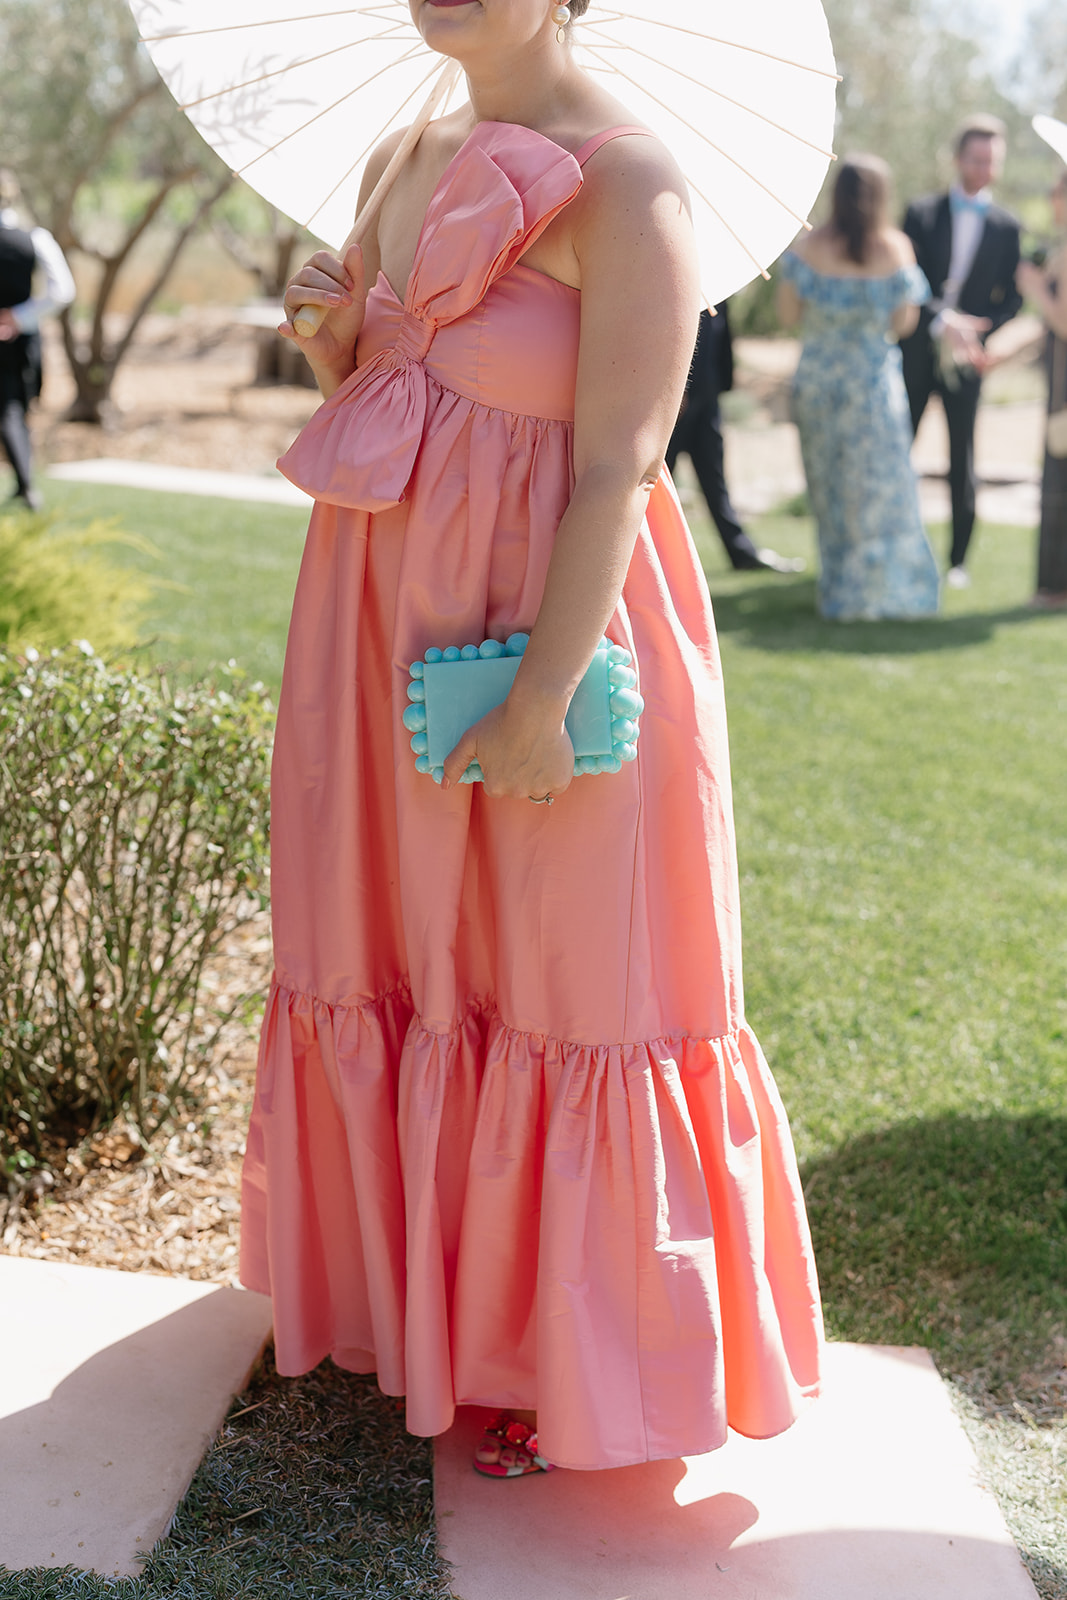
xmin=946 ymin=565 xmax=971 ymax=589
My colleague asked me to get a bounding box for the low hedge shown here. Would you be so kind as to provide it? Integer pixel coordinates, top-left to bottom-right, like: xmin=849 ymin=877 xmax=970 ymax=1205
xmin=0 ymin=510 xmax=154 ymax=653
xmin=0 ymin=644 xmax=272 ymax=1162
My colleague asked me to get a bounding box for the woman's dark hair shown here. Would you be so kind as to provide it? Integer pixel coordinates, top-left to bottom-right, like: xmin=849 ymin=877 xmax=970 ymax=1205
xmin=567 ymin=0 xmax=591 ymax=16
xmin=830 ymin=154 xmax=891 ymax=265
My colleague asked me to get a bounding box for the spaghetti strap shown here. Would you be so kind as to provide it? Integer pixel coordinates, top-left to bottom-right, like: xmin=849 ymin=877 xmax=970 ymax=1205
xmin=573 ymin=125 xmax=654 ymax=168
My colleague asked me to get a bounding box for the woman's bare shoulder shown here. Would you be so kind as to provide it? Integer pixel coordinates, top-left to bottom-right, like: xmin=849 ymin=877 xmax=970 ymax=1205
xmin=566 ymin=127 xmax=691 ymax=255
xmin=362 ymin=127 xmax=407 ymax=192
xmin=880 ymin=228 xmax=917 ymax=268
xmin=559 ymin=122 xmax=697 ymax=302
xmin=575 ymin=125 xmax=686 ymax=194
xmin=793 ymin=226 xmax=837 ymax=267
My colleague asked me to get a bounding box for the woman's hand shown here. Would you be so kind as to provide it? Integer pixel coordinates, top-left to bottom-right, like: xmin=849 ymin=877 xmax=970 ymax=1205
xmin=441 ymin=694 xmax=574 ymax=802
xmin=279 ymin=242 xmax=367 ymax=390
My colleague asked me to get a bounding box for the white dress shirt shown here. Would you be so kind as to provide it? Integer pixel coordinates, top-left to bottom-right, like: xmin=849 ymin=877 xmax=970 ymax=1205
xmin=929 ymin=186 xmax=992 ymax=339
xmin=941 ymin=185 xmax=991 ymax=310
xmin=0 ymin=206 xmax=76 ymax=332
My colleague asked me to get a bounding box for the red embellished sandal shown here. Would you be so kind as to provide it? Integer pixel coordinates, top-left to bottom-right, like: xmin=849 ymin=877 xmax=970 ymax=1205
xmin=473 ymin=1411 xmax=556 ymax=1479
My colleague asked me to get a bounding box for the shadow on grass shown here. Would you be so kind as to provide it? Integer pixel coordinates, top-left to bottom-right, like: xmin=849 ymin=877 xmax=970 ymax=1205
xmin=707 ymin=574 xmax=1039 ymax=654
xmin=802 ymin=1112 xmax=1067 ymax=1409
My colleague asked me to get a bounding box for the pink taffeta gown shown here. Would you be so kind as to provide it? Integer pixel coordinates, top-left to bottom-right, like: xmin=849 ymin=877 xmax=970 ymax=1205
xmin=240 ymin=120 xmax=823 ymax=1472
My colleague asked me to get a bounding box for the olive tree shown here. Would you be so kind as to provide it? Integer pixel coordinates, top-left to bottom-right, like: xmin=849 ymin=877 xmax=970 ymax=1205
xmin=1012 ymin=0 xmax=1067 ymax=126
xmin=0 ymin=0 xmax=233 ymax=421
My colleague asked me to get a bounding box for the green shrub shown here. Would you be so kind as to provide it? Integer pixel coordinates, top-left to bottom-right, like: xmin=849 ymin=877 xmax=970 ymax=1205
xmin=729 ymin=273 xmax=783 ymax=338
xmin=0 ymin=645 xmax=273 ymax=1160
xmin=0 ymin=510 xmax=155 ymax=653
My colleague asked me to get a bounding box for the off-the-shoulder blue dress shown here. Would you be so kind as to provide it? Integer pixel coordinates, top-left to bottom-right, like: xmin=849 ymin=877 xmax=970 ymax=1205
xmin=781 ymin=252 xmax=940 ymax=620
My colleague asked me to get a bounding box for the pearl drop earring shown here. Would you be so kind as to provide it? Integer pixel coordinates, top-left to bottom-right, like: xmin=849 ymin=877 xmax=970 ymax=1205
xmin=552 ymin=3 xmax=571 ymax=40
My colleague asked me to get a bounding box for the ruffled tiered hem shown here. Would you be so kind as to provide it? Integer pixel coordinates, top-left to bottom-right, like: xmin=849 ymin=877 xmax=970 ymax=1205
xmin=240 ymin=979 xmax=822 ymax=1472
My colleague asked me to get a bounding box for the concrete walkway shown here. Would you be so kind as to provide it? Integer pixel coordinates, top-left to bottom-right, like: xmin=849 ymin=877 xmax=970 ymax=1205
xmin=436 ymin=1344 xmax=1038 ymax=1600
xmin=47 ymin=426 xmax=1042 ymax=531
xmin=1 ymin=1269 xmax=1036 ymax=1597
xmin=47 ymin=457 xmax=311 ymax=507
xmin=0 ymin=1256 xmax=272 ymax=1578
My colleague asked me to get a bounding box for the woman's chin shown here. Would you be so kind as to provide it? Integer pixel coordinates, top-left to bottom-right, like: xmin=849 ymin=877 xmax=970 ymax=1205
xmin=417 ymin=0 xmax=482 ymax=45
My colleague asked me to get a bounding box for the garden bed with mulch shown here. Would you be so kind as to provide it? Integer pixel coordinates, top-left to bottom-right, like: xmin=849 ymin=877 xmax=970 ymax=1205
xmin=1 ymin=911 xmax=269 ymax=1285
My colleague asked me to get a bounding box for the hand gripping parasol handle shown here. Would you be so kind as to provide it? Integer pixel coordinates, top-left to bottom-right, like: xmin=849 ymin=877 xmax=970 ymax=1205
xmin=292 ymin=59 xmax=463 ymax=338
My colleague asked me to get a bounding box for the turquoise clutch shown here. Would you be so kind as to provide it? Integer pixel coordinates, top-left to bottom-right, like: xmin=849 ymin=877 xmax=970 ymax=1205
xmin=403 ymin=633 xmax=644 ymax=784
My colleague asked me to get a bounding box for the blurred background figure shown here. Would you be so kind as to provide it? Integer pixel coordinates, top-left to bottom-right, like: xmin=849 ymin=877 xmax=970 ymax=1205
xmin=776 ymin=154 xmax=939 ymax=621
xmin=667 ymin=302 xmax=803 ymax=574
xmin=1016 ymin=165 xmax=1067 ymax=610
xmin=900 ymin=116 xmax=1022 ymax=588
xmin=0 ymin=168 xmax=75 ymax=511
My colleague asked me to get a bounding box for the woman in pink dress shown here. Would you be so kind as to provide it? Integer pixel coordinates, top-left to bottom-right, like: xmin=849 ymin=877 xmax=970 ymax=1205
xmin=240 ymin=0 xmax=823 ymax=1477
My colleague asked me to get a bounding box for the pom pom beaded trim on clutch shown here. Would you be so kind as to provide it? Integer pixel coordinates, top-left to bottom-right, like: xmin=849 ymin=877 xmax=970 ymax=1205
xmin=403 ymin=633 xmax=644 ymax=784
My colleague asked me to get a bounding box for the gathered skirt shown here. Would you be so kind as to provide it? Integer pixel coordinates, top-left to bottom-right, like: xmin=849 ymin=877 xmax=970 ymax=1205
xmin=241 ymin=349 xmax=823 ymax=1470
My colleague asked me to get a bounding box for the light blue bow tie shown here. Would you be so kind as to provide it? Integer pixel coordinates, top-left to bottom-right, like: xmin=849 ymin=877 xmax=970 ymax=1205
xmin=952 ymin=193 xmax=990 ymax=217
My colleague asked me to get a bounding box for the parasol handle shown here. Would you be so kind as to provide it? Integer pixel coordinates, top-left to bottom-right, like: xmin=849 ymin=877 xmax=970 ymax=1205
xmin=292 ymin=59 xmax=463 ymax=338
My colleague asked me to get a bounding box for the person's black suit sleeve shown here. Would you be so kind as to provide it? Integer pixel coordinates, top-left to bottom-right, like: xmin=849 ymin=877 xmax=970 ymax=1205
xmin=716 ymin=302 xmax=734 ymax=395
xmin=988 ymin=223 xmax=1022 ymax=334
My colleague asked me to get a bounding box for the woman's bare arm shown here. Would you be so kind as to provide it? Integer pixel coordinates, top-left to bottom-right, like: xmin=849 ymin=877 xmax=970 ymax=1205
xmin=888 ymin=230 xmax=921 ymax=339
xmin=890 ymin=302 xmax=920 ymax=339
xmin=442 ymin=135 xmax=699 ymax=798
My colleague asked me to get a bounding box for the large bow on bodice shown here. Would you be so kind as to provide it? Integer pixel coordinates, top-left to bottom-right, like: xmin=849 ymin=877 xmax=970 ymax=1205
xmin=278 ymin=124 xmax=583 ymax=512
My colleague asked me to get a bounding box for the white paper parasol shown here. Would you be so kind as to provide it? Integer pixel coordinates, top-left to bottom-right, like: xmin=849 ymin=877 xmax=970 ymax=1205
xmin=1034 ymin=114 xmax=1067 ymax=166
xmin=128 ymin=0 xmax=838 ymax=308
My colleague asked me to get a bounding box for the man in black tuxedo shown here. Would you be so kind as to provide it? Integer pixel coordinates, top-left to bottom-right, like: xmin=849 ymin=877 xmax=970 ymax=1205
xmin=667 ymin=302 xmax=802 ymax=574
xmin=900 ymin=116 xmax=1022 ymax=586
xmin=0 ymin=169 xmax=75 ymax=511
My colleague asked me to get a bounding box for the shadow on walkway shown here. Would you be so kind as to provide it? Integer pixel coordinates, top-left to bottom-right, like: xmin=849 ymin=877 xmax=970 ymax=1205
xmin=435 ymin=1369 xmax=1045 ymax=1600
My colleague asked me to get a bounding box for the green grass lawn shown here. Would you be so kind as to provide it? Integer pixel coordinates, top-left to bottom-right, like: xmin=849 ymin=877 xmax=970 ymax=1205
xmin=6 ymin=479 xmax=1065 ymax=1598
xmin=688 ymin=500 xmax=1067 ymax=1598
xmin=44 ymin=480 xmax=308 ymax=693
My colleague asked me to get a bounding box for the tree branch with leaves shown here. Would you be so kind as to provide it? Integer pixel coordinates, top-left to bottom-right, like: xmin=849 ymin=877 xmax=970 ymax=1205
xmin=0 ymin=0 xmax=234 ymax=422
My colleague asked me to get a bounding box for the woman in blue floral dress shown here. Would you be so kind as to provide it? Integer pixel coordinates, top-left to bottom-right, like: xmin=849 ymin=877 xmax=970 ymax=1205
xmin=777 ymin=155 xmax=939 ymax=621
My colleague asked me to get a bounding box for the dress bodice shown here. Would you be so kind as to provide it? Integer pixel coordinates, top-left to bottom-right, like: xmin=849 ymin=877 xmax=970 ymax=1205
xmin=279 ymin=120 xmax=599 ymax=511
xmin=781 ymin=251 xmax=930 ymax=353
xmin=356 ymin=260 xmax=580 ymax=422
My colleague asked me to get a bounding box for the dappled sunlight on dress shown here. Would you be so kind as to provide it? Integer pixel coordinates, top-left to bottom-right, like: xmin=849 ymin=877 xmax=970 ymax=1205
xmin=240 ymin=120 xmax=823 ymax=1471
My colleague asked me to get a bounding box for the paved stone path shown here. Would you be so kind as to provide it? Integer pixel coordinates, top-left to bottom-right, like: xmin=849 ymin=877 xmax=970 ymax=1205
xmin=436 ymin=1344 xmax=1038 ymax=1600
xmin=48 ymin=457 xmax=310 ymax=507
xmin=0 ymin=1256 xmax=271 ymax=1578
